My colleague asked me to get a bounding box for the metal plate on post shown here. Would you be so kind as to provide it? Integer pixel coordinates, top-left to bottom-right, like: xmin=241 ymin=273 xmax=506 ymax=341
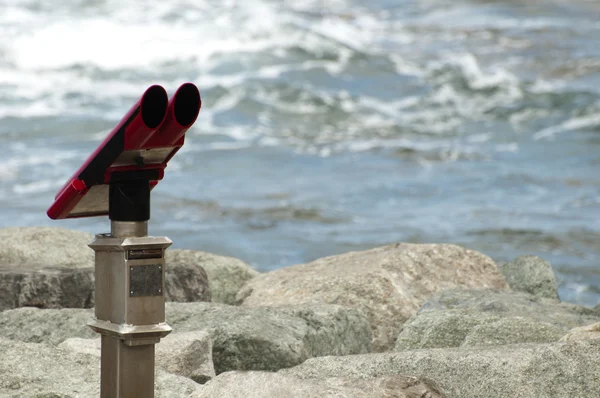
xmin=129 ymin=264 xmax=163 ymax=297
xmin=127 ymin=249 xmax=163 ymax=260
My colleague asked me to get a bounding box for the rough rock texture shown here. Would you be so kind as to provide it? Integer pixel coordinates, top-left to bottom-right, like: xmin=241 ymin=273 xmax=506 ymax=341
xmin=395 ymin=289 xmax=600 ymax=350
xmin=0 ymin=227 xmax=95 ymax=311
xmin=0 ymin=265 xmax=94 ymax=311
xmin=0 ymin=260 xmax=211 ymax=310
xmin=0 ymin=338 xmax=200 ymax=398
xmin=164 ymin=260 xmax=212 ymax=303
xmin=396 ymin=312 xmax=565 ymax=350
xmin=58 ymin=337 xmax=101 ymax=357
xmin=0 ymin=303 xmax=370 ymax=375
xmin=0 ymin=307 xmax=96 ymax=345
xmin=282 ymin=340 xmax=600 ymax=398
xmin=560 ymin=322 xmax=600 ymax=342
xmin=500 ymin=255 xmax=559 ymax=299
xmin=0 ymin=227 xmax=94 ymax=268
xmin=167 ymin=302 xmax=371 ymax=374
xmin=59 ymin=331 xmax=216 ymax=384
xmin=158 ymin=331 xmax=216 ymax=383
xmin=0 ymin=227 xmax=214 ymax=309
xmin=238 ymin=243 xmax=507 ymax=351
xmin=167 ymin=249 xmax=258 ymax=304
xmin=420 ymin=288 xmax=598 ymax=317
xmin=192 ymin=371 xmax=447 ymax=398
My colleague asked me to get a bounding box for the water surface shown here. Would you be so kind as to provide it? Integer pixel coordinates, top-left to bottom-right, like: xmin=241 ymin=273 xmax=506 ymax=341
xmin=1 ymin=0 xmax=599 ymax=305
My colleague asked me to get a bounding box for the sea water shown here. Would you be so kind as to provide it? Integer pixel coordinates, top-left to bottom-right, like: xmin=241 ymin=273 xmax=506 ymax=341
xmin=0 ymin=0 xmax=599 ymax=306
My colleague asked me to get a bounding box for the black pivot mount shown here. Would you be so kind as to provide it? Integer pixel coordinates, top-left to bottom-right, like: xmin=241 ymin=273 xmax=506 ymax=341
xmin=108 ymin=170 xmax=160 ymax=222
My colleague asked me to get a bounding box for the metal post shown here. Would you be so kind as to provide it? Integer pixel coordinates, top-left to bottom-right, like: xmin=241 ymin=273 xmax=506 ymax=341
xmin=88 ymin=218 xmax=172 ymax=397
xmin=44 ymin=83 xmax=201 ymax=397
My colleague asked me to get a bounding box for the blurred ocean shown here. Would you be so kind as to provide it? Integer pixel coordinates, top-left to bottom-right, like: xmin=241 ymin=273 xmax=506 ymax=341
xmin=0 ymin=0 xmax=599 ymax=306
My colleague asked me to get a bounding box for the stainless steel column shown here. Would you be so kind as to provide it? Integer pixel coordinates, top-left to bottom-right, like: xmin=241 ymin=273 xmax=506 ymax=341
xmin=88 ymin=220 xmax=172 ymax=398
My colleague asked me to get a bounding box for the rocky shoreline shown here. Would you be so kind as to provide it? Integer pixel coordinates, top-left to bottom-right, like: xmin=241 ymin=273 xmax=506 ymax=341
xmin=1 ymin=227 xmax=599 ymax=397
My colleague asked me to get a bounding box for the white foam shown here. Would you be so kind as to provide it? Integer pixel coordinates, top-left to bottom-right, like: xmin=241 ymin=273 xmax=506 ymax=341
xmin=0 ymin=101 xmax=58 ymax=119
xmin=0 ymin=66 xmax=180 ymax=118
xmin=0 ymin=150 xmax=81 ymax=201
xmin=13 ymin=179 xmax=55 ymax=195
xmin=495 ymin=143 xmax=519 ymax=153
xmin=430 ymin=53 xmax=521 ymax=93
xmin=468 ymin=133 xmax=493 ymax=143
xmin=534 ymin=113 xmax=600 ymax=140
xmin=0 ymin=0 xmax=320 ymax=118
xmin=6 ymin=1 xmax=291 ymax=71
xmin=420 ymin=5 xmax=582 ymax=30
xmin=186 ymin=141 xmax=254 ymax=152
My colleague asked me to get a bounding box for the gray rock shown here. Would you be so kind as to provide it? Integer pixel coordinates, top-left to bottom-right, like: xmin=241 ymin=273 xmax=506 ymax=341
xmin=0 ymin=227 xmax=96 ymax=311
xmin=0 ymin=265 xmax=94 ymax=311
xmin=0 ymin=337 xmax=200 ymax=398
xmin=395 ymin=289 xmax=600 ymax=350
xmin=0 ymin=307 xmax=96 ymax=345
xmin=167 ymin=249 xmax=258 ymax=304
xmin=164 ymin=259 xmax=212 ymax=303
xmin=58 ymin=337 xmax=101 ymax=357
xmin=282 ymin=340 xmax=600 ymax=398
xmin=59 ymin=331 xmax=216 ymax=384
xmin=462 ymin=316 xmax=564 ymax=346
xmin=167 ymin=302 xmax=371 ymax=374
xmin=0 ymin=303 xmax=370 ymax=375
xmin=192 ymin=371 xmax=447 ymax=398
xmin=158 ymin=331 xmax=216 ymax=384
xmin=0 ymin=260 xmax=210 ymax=310
xmin=560 ymin=322 xmax=600 ymax=342
xmin=396 ymin=312 xmax=565 ymax=350
xmin=500 ymin=255 xmax=559 ymax=299
xmin=238 ymin=243 xmax=507 ymax=351
xmin=0 ymin=227 xmax=212 ymax=309
xmin=420 ymin=288 xmax=599 ymax=317
xmin=0 ymin=227 xmax=94 ymax=268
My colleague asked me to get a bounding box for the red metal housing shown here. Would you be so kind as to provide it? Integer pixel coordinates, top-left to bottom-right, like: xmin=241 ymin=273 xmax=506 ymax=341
xmin=47 ymin=83 xmax=201 ymax=219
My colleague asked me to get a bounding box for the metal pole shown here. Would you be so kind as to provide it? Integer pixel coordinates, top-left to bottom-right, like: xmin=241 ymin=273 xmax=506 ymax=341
xmin=89 ymin=219 xmax=172 ymax=398
xmin=45 ymin=82 xmax=201 ymax=397
xmin=99 ymin=335 xmax=155 ymax=397
xmin=111 ymin=220 xmax=148 ymax=238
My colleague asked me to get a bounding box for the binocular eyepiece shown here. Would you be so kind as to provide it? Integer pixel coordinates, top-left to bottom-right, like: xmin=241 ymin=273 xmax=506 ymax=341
xmin=126 ymin=83 xmax=201 ymax=150
xmin=47 ymin=83 xmax=202 ymax=220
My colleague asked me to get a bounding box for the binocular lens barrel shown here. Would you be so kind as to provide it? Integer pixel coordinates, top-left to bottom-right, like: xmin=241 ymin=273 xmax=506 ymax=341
xmin=125 ymin=85 xmax=169 ymax=149
xmin=141 ymin=85 xmax=169 ymax=129
xmin=173 ymin=83 xmax=201 ymax=128
xmin=143 ymin=83 xmax=201 ymax=148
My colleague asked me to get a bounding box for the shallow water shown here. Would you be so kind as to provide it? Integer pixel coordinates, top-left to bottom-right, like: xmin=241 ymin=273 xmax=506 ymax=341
xmin=1 ymin=0 xmax=599 ymax=306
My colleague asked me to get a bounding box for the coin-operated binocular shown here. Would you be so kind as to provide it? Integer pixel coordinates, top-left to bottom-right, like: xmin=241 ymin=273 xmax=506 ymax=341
xmin=47 ymin=83 xmax=201 ymax=398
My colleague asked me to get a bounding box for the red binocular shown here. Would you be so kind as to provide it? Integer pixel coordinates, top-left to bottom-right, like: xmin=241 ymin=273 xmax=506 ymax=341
xmin=47 ymin=83 xmax=201 ymax=220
